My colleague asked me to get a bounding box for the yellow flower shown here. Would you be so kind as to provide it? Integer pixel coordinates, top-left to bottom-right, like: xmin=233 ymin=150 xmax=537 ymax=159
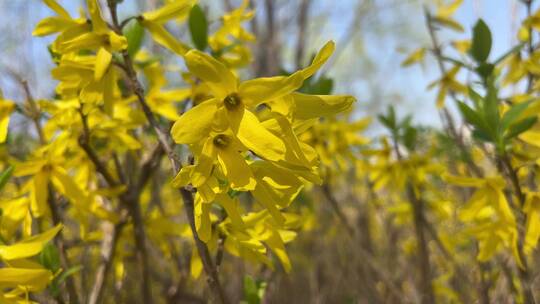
xmin=171 ymin=41 xmax=340 ymax=163
xmin=32 ymin=0 xmax=88 ymax=38
xmin=0 ymin=97 xmax=14 ymax=143
xmin=53 ymin=0 xmax=127 ymax=80
xmin=139 ymin=0 xmax=193 ymax=56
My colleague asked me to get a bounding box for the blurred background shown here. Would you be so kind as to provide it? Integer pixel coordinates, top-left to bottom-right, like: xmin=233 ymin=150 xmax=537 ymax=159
xmin=0 ymin=1 xmax=537 ymax=303
xmin=0 ymin=0 xmax=531 ymax=130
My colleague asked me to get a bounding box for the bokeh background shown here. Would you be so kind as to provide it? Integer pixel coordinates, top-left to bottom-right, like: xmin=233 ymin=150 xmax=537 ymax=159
xmin=0 ymin=0 xmax=532 ymax=131
xmin=0 ymin=1 xmax=537 ymax=302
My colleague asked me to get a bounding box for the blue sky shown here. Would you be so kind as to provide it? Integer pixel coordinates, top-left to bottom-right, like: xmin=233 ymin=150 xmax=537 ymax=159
xmin=0 ymin=0 xmax=533 ymax=129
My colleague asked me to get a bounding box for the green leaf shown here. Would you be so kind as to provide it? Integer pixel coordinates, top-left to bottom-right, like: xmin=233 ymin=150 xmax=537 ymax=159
xmin=124 ymin=20 xmax=145 ymax=58
xmin=472 ymin=128 xmax=493 ymax=142
xmin=470 ymin=19 xmax=492 ymax=63
xmin=457 ymin=101 xmax=484 ymax=129
xmin=500 ymin=100 xmax=533 ymax=132
xmin=468 ymin=86 xmax=483 ymax=108
xmin=188 ymin=4 xmax=208 ymax=51
xmin=38 ymin=242 xmax=61 ymax=273
xmin=505 ymin=117 xmax=538 ymax=140
xmin=483 ymin=82 xmax=500 ymax=135
xmin=241 ymin=275 xmax=267 ymax=304
xmin=0 ymin=166 xmax=13 ymax=191
xmin=309 ymin=77 xmax=334 ymax=95
xmin=50 ymin=265 xmax=83 ymax=297
xmin=475 ymin=63 xmax=494 ymax=79
xmin=402 ymin=126 xmax=417 ymax=150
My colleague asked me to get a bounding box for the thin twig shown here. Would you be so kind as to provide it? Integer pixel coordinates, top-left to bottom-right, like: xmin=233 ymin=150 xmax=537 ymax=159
xmin=106 ymin=1 xmax=229 ymax=302
xmin=321 ymin=183 xmax=355 ymax=237
xmin=88 ymin=220 xmax=126 ymax=304
xmin=295 ymin=0 xmax=311 ymax=69
xmin=12 ymin=75 xmax=81 ymax=304
xmin=77 ymin=107 xmax=156 ymax=304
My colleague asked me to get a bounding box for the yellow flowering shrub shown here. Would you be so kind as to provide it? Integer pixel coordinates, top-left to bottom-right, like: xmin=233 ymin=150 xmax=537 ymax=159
xmin=2 ymin=0 xmax=540 ymax=303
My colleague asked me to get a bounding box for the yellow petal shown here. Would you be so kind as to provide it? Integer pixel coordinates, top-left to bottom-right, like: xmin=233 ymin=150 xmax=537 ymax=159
xmin=291 ymin=93 xmax=355 ymax=120
xmin=437 ymin=0 xmax=463 ymax=18
xmin=442 ymin=174 xmax=484 ymax=187
xmin=58 ymin=32 xmax=103 ymax=53
xmin=237 ymin=111 xmax=286 ymax=161
xmin=0 ymin=100 xmax=14 ymax=143
xmin=50 ymin=167 xmax=90 ymax=207
xmin=87 ymin=0 xmax=108 ymax=32
xmin=141 ymin=21 xmax=189 ymax=56
xmin=477 ymin=230 xmax=500 ymax=261
xmin=108 ymin=31 xmax=128 ymax=51
xmin=0 ymin=224 xmax=63 ymax=260
xmin=32 ymin=16 xmax=78 ymax=36
xmin=31 ymin=171 xmax=50 ymax=218
xmin=142 ymin=0 xmax=193 ymax=23
xmin=95 ymin=47 xmax=112 ymax=80
xmin=191 ymin=138 xmax=217 ymax=187
xmin=251 ymin=161 xmax=303 ymax=208
xmin=194 ymin=196 xmax=212 ymax=242
xmin=525 ymin=195 xmax=540 ymax=251
xmin=251 ymin=184 xmax=285 ymax=224
xmin=520 ymin=130 xmax=540 ymax=148
xmin=238 ymin=73 xmax=304 ymax=107
xmin=172 ymin=165 xmax=194 ymax=188
xmin=171 ymin=99 xmax=219 ymax=144
xmin=185 ymin=49 xmax=237 ymax=99
xmin=299 ymin=41 xmax=335 ymax=79
xmin=217 ymin=145 xmax=256 ymax=191
xmin=264 ymin=231 xmax=291 ymax=272
xmin=0 ymin=268 xmax=52 ymax=291
xmin=190 ymin=246 xmax=203 ymax=278
xmin=216 ymin=194 xmax=245 ymax=228
xmin=401 ymin=48 xmax=426 ymax=67
xmin=43 ymin=0 xmax=71 ymax=19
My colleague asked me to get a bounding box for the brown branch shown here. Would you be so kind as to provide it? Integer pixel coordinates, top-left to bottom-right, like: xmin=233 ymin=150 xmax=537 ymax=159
xmin=321 ymin=183 xmax=355 ymax=237
xmin=499 ymin=154 xmax=536 ymax=304
xmin=423 ymin=7 xmax=483 ymax=178
xmin=11 ymin=75 xmax=81 ymax=304
xmin=295 ymin=0 xmax=311 ymax=69
xmin=87 ymin=220 xmax=126 ymax=304
xmin=525 ymin=0 xmax=535 ymax=92
xmin=392 ymin=136 xmax=435 ymax=304
xmin=77 ymin=108 xmax=156 ymax=303
xmin=106 ymin=1 xmax=229 ymax=303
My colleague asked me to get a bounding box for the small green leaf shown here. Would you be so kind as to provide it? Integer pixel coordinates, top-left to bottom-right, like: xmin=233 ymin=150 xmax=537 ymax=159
xmin=50 ymin=265 xmax=83 ymax=297
xmin=188 ymin=5 xmax=208 ymax=51
xmin=475 ymin=63 xmax=494 ymax=79
xmin=483 ymin=82 xmax=500 ymax=135
xmin=124 ymin=20 xmax=145 ymax=58
xmin=309 ymin=77 xmax=333 ymax=95
xmin=500 ymin=100 xmax=533 ymax=132
xmin=505 ymin=117 xmax=538 ymax=140
xmin=402 ymin=126 xmax=417 ymax=150
xmin=38 ymin=242 xmax=61 ymax=273
xmin=470 ymin=19 xmax=492 ymax=63
xmin=468 ymin=86 xmax=483 ymax=108
xmin=457 ymin=101 xmax=483 ymax=129
xmin=0 ymin=166 xmax=13 ymax=191
xmin=472 ymin=128 xmax=493 ymax=142
xmin=241 ymin=275 xmax=267 ymax=304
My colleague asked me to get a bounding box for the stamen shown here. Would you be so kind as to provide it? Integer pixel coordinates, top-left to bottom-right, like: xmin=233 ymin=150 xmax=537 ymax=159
xmin=223 ymin=93 xmax=242 ymax=111
xmin=213 ymin=134 xmax=230 ymax=148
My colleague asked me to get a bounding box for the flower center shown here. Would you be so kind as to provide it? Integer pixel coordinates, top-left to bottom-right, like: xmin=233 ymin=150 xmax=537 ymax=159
xmin=213 ymin=134 xmax=230 ymax=149
xmin=223 ymin=93 xmax=242 ymax=111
